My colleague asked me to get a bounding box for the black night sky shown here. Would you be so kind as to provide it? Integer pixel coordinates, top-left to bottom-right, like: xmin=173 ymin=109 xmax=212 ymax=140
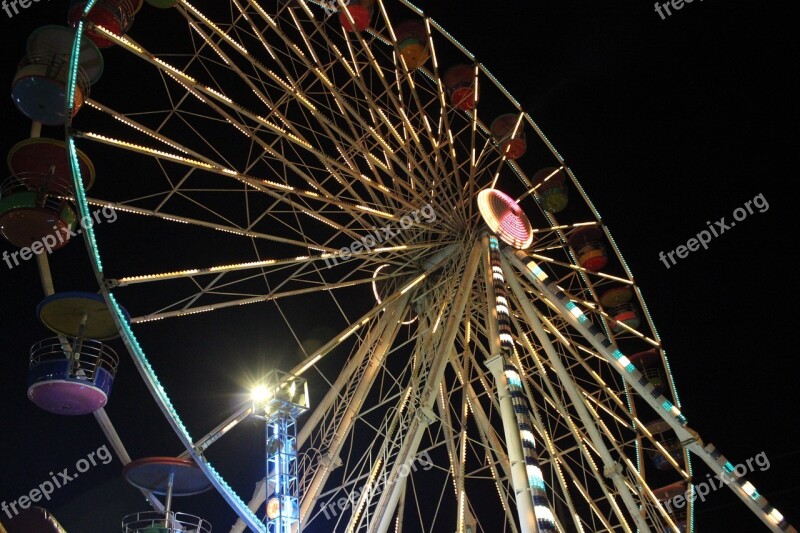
xmin=1 ymin=1 xmax=798 ymax=532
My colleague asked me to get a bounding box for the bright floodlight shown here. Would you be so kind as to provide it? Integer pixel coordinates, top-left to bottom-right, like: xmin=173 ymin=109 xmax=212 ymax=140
xmin=251 ymin=384 xmax=270 ymax=404
xmin=251 ymin=371 xmax=310 ymax=418
xmin=477 ymin=189 xmax=534 ymax=249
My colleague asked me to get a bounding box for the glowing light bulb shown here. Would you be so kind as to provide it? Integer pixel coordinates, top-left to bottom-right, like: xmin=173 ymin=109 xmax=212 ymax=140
xmin=251 ymin=385 xmax=271 ymax=403
xmin=266 ymin=496 xmax=281 ymax=520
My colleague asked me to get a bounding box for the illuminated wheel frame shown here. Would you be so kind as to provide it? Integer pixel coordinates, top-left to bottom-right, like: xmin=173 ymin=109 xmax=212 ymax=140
xmin=60 ymin=1 xmax=794 ymax=532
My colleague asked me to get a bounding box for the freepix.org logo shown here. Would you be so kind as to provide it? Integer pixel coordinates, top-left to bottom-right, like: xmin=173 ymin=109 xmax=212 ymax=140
xmin=320 ymin=0 xmax=350 ymax=17
xmin=654 ymin=0 xmax=702 ymax=20
xmin=658 ymin=193 xmax=768 ymax=269
xmin=2 ymin=444 xmax=113 ymax=518
xmin=320 ymin=450 xmax=433 ymax=520
xmin=661 ymin=451 xmax=771 ymax=513
xmin=2 ymin=0 xmax=48 ymax=20
xmin=323 ymin=203 xmax=436 ymax=268
xmin=2 ymin=205 xmax=117 ymax=270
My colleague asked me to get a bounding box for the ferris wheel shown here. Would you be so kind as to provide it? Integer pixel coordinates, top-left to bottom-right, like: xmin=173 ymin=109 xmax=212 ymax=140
xmin=4 ymin=0 xmax=796 ymax=531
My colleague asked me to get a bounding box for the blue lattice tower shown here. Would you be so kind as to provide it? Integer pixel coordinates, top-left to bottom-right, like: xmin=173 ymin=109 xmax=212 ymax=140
xmin=252 ymin=371 xmax=309 ymax=533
